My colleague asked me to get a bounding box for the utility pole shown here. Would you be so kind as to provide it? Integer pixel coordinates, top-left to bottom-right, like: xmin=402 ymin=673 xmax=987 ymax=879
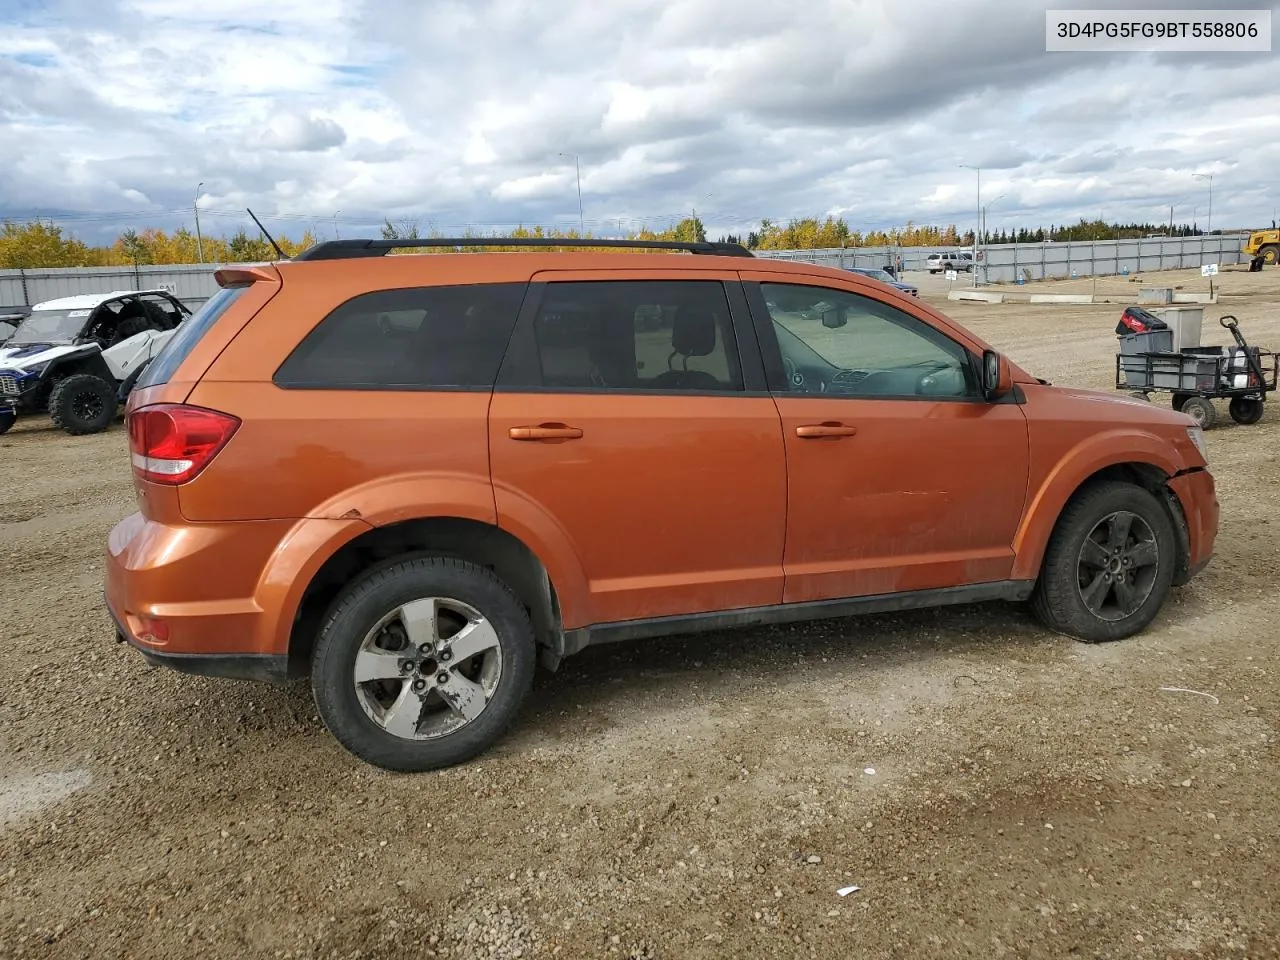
xmin=194 ymin=182 xmax=205 ymax=263
xmin=333 ymin=210 xmax=342 ymax=240
xmin=959 ymin=164 xmax=980 ymax=287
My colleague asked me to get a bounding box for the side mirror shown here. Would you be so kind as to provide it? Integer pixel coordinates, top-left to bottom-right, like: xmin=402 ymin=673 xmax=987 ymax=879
xmin=981 ymin=349 xmax=1013 ymax=399
xmin=821 ymin=309 xmax=847 ymax=329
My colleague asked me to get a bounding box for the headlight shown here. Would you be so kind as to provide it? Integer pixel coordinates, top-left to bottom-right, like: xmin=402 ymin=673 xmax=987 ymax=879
xmin=1186 ymin=426 xmax=1207 ymax=461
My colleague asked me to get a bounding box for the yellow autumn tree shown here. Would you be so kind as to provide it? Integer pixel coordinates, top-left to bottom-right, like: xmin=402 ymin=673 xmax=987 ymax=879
xmin=0 ymin=220 xmax=94 ymax=268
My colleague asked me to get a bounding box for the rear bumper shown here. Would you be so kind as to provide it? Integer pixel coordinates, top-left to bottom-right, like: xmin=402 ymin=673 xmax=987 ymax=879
xmin=104 ymin=510 xmax=361 ymax=681
xmin=108 ymin=599 xmax=289 ymax=683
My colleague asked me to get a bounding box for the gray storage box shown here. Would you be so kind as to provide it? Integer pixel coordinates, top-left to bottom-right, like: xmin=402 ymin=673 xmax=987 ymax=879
xmin=1119 ymin=356 xmax=1151 ymax=388
xmin=1119 ymin=330 xmax=1173 ymax=355
xmin=1149 ymin=355 xmax=1218 ymax=391
xmin=1151 ymin=307 xmax=1204 ymax=351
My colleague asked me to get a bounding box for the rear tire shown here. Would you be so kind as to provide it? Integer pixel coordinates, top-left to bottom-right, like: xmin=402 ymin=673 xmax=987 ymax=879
xmin=1259 ymin=244 xmax=1280 ymax=267
xmin=47 ymin=374 xmax=117 ymax=435
xmin=1229 ymin=397 xmax=1264 ymax=424
xmin=1179 ymin=396 xmax=1217 ymax=429
xmin=311 ymin=557 xmax=537 ymax=772
xmin=1031 ymin=481 xmax=1177 ymax=643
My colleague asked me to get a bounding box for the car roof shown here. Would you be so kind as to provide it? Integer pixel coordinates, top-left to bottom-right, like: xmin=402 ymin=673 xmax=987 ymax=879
xmin=30 ymin=289 xmax=171 ymax=312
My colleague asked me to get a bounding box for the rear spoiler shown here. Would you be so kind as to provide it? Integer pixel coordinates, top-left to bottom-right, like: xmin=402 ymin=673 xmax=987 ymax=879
xmin=213 ymin=264 xmax=281 ymax=287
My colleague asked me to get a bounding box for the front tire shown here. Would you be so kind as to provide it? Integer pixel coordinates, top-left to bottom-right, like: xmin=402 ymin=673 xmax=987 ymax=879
xmin=1031 ymin=481 xmax=1177 ymax=643
xmin=48 ymin=374 xmax=117 ymax=435
xmin=1259 ymin=244 xmax=1280 ymax=267
xmin=312 ymin=557 xmax=537 ymax=772
xmin=0 ymin=409 xmax=14 ymax=435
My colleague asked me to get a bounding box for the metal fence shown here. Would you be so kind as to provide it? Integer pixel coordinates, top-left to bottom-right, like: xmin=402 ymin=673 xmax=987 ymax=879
xmin=0 ymin=262 xmax=222 ymax=313
xmin=753 ymin=232 xmax=1250 ymax=283
xmin=0 ymin=232 xmax=1251 ymax=312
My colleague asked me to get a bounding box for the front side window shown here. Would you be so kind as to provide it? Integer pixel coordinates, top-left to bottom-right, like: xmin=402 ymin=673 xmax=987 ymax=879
xmin=274 ymin=282 xmax=526 ymax=389
xmin=523 ymin=280 xmax=743 ymax=392
xmin=759 ymin=282 xmax=976 ymax=399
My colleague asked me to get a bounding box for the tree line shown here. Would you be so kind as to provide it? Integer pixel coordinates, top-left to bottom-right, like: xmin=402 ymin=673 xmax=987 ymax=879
xmin=0 ymin=214 xmax=1216 ymax=269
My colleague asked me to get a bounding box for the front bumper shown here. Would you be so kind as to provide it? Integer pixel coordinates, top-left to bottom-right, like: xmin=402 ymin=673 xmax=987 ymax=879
xmin=0 ymin=369 xmax=43 ymax=409
xmin=1169 ymin=468 xmax=1218 ymax=583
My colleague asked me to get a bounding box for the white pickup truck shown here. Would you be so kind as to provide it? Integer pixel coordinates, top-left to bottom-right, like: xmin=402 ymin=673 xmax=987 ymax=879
xmin=926 ymin=252 xmax=975 ymax=274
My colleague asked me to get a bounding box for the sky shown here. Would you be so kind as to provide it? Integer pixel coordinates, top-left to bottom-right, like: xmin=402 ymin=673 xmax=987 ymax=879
xmin=1 ymin=0 xmax=1279 ymax=245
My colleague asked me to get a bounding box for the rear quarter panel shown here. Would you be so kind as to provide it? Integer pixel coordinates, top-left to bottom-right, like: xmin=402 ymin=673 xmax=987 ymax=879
xmin=178 ymin=258 xmax=524 ymax=523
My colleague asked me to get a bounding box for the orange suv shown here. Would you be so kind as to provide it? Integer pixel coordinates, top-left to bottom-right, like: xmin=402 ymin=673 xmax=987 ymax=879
xmin=106 ymin=238 xmax=1218 ymax=771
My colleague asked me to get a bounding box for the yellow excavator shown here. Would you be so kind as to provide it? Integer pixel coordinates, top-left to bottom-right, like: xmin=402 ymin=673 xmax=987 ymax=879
xmin=1244 ymin=224 xmax=1280 ymax=271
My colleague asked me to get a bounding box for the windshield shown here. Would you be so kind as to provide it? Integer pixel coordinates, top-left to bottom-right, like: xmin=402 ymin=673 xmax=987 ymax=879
xmin=9 ymin=308 xmax=91 ymax=345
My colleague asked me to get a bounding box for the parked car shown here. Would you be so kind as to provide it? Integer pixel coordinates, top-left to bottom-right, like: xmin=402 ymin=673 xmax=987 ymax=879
xmin=848 ymin=265 xmax=919 ymax=296
xmin=0 ymin=290 xmax=189 ymax=435
xmin=927 ymin=252 xmax=975 ymax=274
xmin=106 ymin=237 xmax=1218 ymax=772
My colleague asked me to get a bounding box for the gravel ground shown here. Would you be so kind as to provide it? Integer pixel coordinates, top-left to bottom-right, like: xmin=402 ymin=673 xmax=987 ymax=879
xmin=1 ymin=266 xmax=1277 ymax=960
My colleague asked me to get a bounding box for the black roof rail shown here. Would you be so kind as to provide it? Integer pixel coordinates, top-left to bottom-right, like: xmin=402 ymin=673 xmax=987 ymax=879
xmin=291 ymin=237 xmax=754 ymax=261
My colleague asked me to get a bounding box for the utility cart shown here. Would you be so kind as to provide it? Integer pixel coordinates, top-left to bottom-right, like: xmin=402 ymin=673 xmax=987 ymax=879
xmin=1116 ymin=314 xmax=1277 ymax=429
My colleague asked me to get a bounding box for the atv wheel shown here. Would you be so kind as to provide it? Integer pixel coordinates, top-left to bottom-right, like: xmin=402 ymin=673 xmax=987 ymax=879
xmin=0 ymin=409 xmax=14 ymax=436
xmin=48 ymin=374 xmax=117 ymax=435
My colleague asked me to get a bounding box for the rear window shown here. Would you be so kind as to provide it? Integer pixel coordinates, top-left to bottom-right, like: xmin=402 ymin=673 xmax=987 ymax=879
xmin=136 ymin=285 xmax=248 ymax=388
xmin=273 ymin=282 xmax=526 ymax=390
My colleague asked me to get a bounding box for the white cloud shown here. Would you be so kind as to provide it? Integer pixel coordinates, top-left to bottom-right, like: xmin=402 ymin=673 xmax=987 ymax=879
xmin=2 ymin=0 xmax=1280 ymax=243
xmin=261 ymin=114 xmax=348 ymax=152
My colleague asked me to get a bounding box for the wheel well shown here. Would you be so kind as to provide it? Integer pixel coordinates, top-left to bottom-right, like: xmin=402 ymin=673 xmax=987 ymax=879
xmin=1058 ymin=462 xmax=1191 ymax=581
xmin=288 ymin=518 xmax=562 ymax=675
xmin=46 ymin=352 xmax=113 ymax=384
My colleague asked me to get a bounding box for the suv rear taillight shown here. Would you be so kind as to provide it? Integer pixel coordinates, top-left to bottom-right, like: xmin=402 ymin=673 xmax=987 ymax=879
xmin=127 ymin=404 xmax=240 ymax=485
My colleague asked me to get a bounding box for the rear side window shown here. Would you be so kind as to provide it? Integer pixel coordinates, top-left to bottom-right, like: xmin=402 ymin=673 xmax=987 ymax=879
xmin=137 ymin=285 xmax=248 ymax=388
xmin=274 ymin=283 xmax=526 ymax=390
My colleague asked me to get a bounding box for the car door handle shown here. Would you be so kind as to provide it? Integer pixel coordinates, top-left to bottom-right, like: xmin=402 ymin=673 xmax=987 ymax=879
xmin=795 ymin=422 xmax=858 ymax=438
xmin=508 ymin=424 xmax=584 ymax=441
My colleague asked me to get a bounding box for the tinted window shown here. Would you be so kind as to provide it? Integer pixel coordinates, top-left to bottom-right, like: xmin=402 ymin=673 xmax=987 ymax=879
xmin=136 ymin=285 xmax=248 ymax=388
xmin=516 ymin=281 xmax=742 ymax=392
xmin=759 ymin=283 xmax=975 ymax=399
xmin=274 ymin=283 xmax=526 ymax=389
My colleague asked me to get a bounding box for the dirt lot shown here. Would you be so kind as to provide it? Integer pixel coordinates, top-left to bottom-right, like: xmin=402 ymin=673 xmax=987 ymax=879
xmin=1 ymin=266 xmax=1278 ymax=960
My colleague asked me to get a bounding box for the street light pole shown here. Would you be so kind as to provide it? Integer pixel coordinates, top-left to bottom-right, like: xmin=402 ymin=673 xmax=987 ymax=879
xmin=194 ymin=182 xmax=205 ymax=263
xmin=959 ymin=164 xmax=981 ymax=287
xmin=333 ymin=210 xmax=342 ymax=240
xmin=1194 ymin=173 xmax=1214 ymax=233
xmin=559 ymin=153 xmax=584 ymax=235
